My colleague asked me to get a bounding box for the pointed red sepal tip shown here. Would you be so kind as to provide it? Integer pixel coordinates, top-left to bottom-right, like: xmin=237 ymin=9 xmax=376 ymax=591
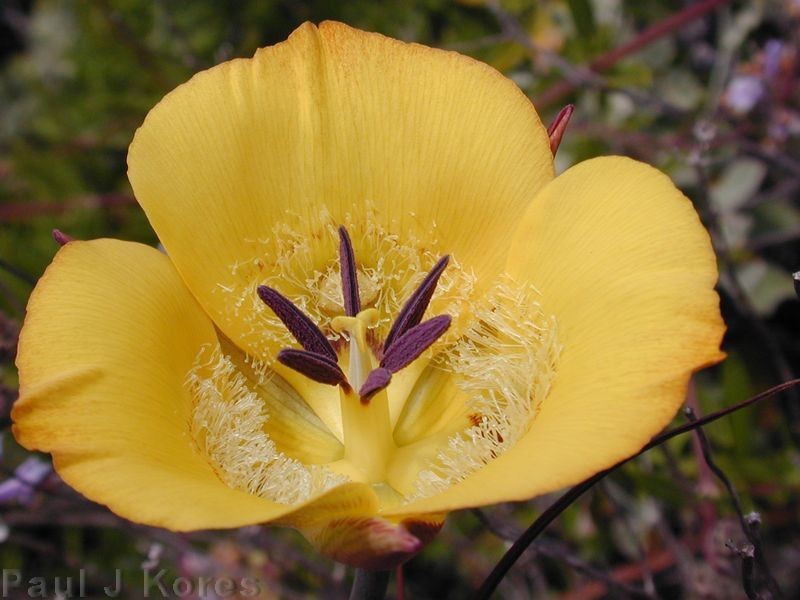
xmin=547 ymin=104 xmax=575 ymax=155
xmin=52 ymin=229 xmax=73 ymax=246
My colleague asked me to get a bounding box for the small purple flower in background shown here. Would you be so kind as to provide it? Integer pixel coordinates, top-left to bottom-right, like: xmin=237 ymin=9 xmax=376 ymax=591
xmin=723 ymin=38 xmax=791 ymax=117
xmin=0 ymin=457 xmax=51 ymax=505
xmin=762 ymin=40 xmax=784 ymax=78
xmin=723 ymin=75 xmax=764 ymax=115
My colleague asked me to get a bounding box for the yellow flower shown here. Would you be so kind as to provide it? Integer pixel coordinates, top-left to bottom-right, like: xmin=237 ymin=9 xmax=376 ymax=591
xmin=12 ymin=22 xmax=725 ymax=569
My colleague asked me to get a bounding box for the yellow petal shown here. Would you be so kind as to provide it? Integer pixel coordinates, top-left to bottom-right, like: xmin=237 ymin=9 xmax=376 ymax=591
xmin=392 ymin=364 xmax=466 ymax=446
xmin=388 ymin=156 xmax=725 ymax=516
xmin=12 ymin=239 xmax=298 ymax=529
xmin=218 ymin=336 xmax=344 ymax=463
xmin=127 ymin=21 xmax=553 ymax=357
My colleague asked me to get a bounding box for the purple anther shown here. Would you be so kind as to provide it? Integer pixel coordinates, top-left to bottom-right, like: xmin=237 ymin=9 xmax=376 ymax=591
xmin=338 ymin=226 xmax=361 ymax=317
xmin=277 ymin=348 xmax=348 ymax=388
xmin=257 ymin=285 xmax=337 ymax=361
xmin=359 ymin=367 xmax=392 ymax=403
xmin=381 ymin=314 xmax=451 ymax=374
xmin=384 ymin=255 xmax=449 ymax=352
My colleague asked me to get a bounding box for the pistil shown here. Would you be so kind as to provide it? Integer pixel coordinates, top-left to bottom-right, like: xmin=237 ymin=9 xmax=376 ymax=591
xmin=332 ymin=309 xmax=394 ymax=482
xmin=331 ymin=309 xmax=379 ymax=392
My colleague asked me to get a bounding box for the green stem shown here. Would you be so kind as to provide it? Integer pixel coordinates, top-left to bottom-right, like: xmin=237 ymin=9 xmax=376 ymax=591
xmin=349 ymin=569 xmax=390 ymax=600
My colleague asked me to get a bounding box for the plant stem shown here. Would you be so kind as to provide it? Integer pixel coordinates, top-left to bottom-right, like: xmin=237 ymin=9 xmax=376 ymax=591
xmin=536 ymin=0 xmax=733 ymax=108
xmin=473 ymin=378 xmax=800 ymax=599
xmin=349 ymin=569 xmax=390 ymax=600
xmin=686 ymin=407 xmax=783 ymax=598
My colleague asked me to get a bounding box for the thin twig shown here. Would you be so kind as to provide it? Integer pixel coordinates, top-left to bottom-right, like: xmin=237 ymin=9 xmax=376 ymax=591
xmin=685 ymin=407 xmax=783 ymax=598
xmin=473 ymin=379 xmax=800 ymax=599
xmin=536 ymin=0 xmax=733 ymax=108
xmin=686 ymin=383 xmax=723 ymax=568
xmin=486 ymin=0 xmax=681 ymax=115
xmin=472 ymin=507 xmax=652 ymax=596
xmin=726 ymin=540 xmax=759 ymax=600
xmin=741 ymin=547 xmax=758 ymax=600
xmin=473 ymin=473 xmax=607 ymax=599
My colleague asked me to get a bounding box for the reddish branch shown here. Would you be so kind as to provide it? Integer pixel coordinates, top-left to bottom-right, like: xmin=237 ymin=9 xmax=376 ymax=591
xmin=536 ymin=0 xmax=733 ymax=109
xmin=0 ymin=193 xmax=135 ymax=222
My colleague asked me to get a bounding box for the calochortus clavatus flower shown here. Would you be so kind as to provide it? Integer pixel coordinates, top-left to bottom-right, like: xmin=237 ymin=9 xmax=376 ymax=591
xmin=13 ymin=21 xmax=725 ymax=569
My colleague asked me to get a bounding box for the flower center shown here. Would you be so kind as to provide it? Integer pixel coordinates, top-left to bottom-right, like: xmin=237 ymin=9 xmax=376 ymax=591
xmin=186 ymin=216 xmax=561 ymax=506
xmin=257 ymin=226 xmax=452 ymax=483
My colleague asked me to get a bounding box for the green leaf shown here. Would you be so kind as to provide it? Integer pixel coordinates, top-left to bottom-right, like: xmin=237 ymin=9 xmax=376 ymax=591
xmin=566 ymin=0 xmax=595 ymax=39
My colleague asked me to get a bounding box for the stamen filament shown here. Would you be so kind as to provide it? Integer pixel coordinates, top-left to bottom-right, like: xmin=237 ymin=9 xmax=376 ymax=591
xmin=339 ymin=385 xmax=394 ymax=483
xmin=332 ymin=307 xmax=394 ymax=482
